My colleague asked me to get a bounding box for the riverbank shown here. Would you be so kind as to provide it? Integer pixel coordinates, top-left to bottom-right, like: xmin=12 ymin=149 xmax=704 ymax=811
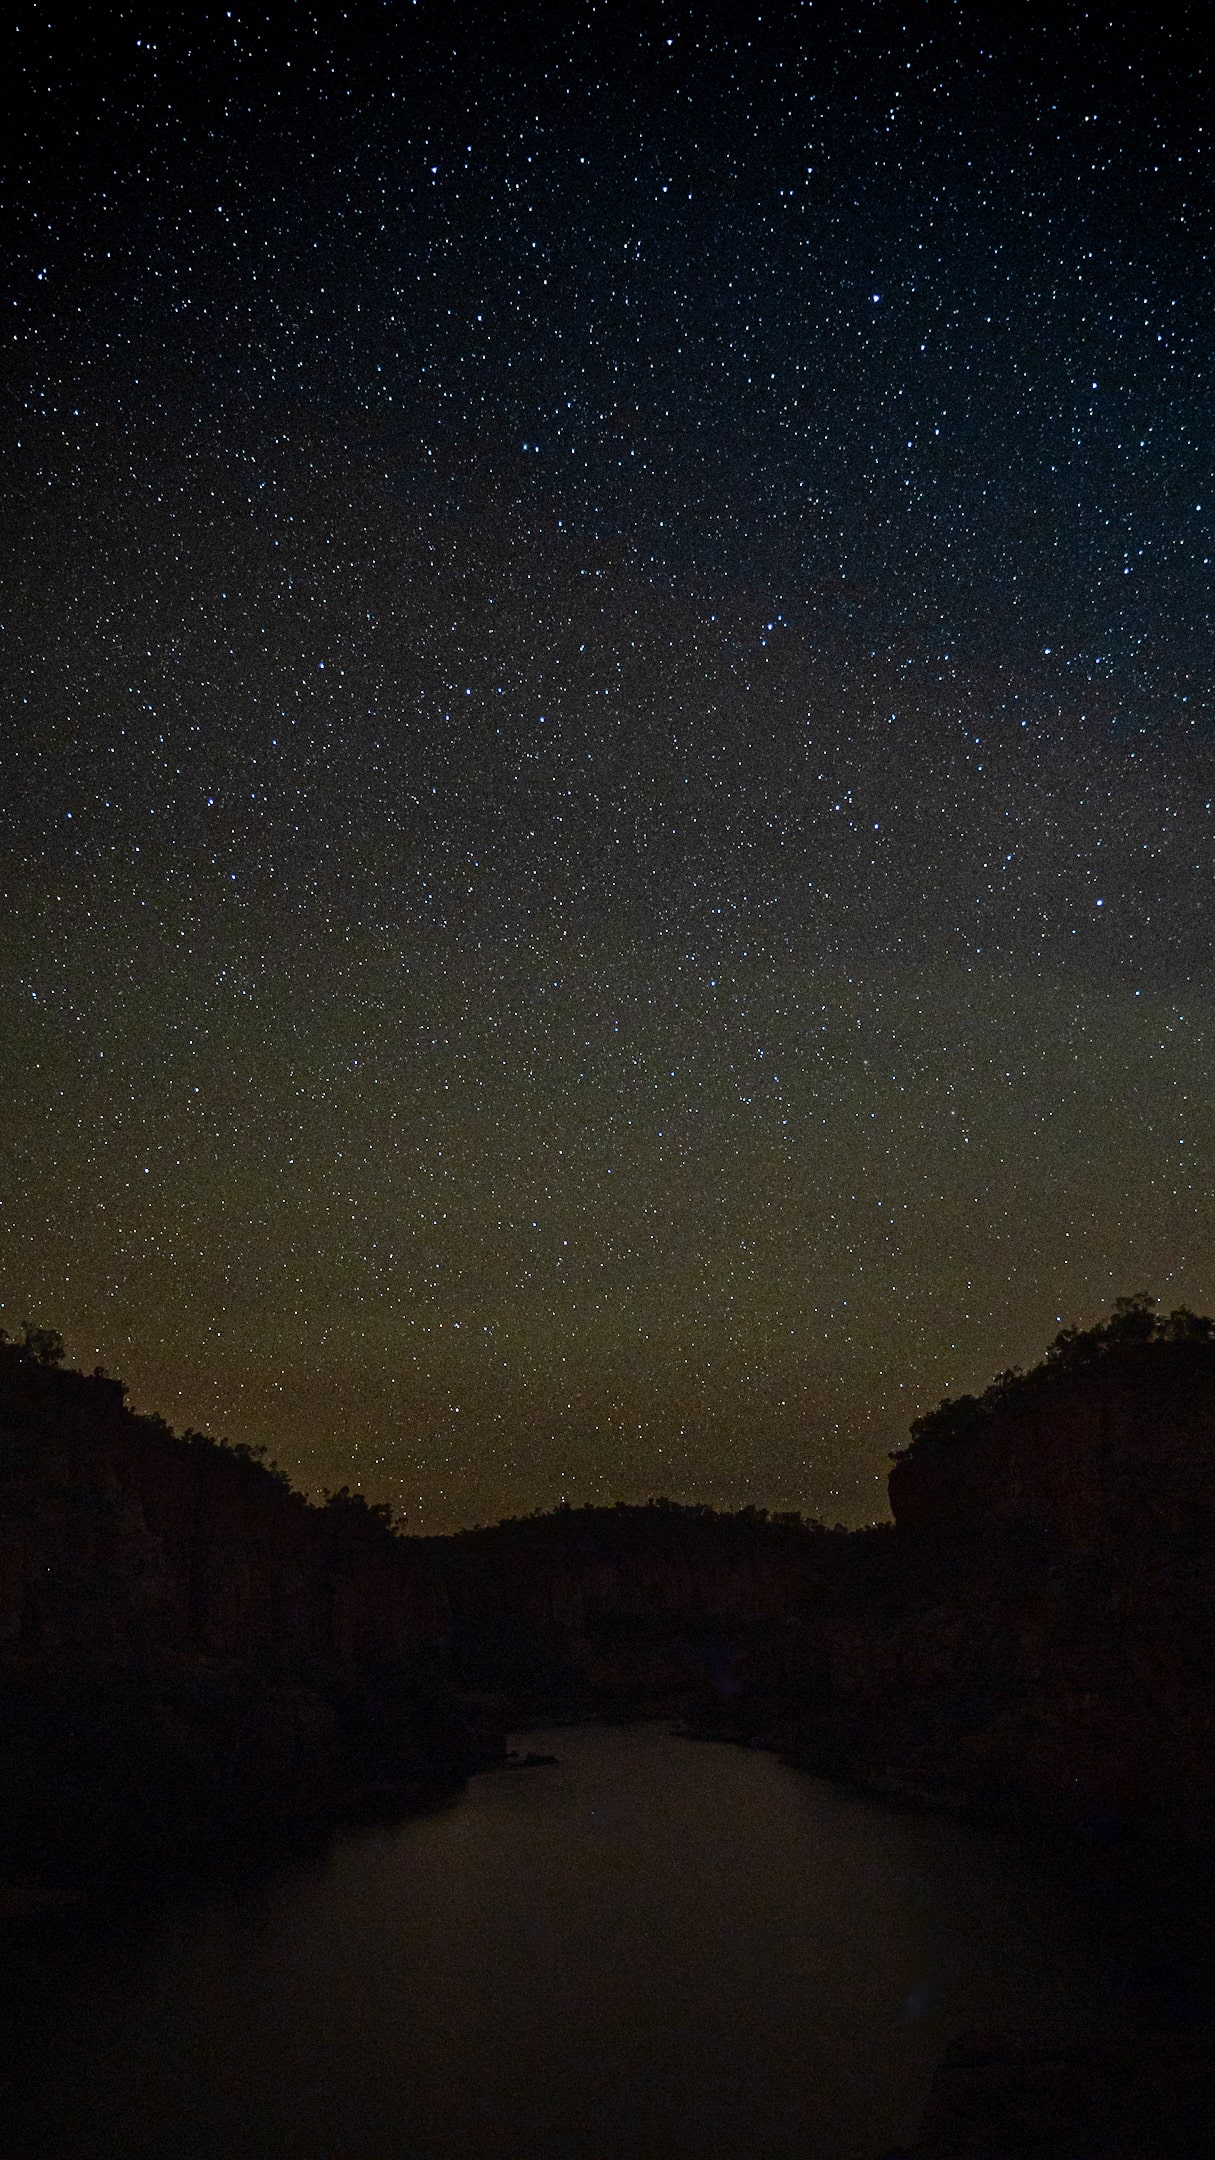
xmin=7 ymin=1723 xmax=1203 ymax=2160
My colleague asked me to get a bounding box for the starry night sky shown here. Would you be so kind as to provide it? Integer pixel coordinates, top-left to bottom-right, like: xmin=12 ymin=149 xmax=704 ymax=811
xmin=3 ymin=3 xmax=1213 ymax=1529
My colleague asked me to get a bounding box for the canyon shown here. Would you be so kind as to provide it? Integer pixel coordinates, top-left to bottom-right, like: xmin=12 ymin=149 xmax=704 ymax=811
xmin=4 ymin=1298 xmax=1215 ymax=1914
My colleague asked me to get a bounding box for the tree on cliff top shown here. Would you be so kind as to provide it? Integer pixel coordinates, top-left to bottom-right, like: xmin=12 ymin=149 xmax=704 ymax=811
xmin=0 ymin=1323 xmax=65 ymax=1368
xmin=321 ymin=1487 xmax=398 ymax=1535
xmin=898 ymin=1296 xmax=1215 ymax=1459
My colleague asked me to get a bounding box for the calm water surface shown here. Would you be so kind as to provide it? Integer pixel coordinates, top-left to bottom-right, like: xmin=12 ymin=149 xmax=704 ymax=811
xmin=1 ymin=1724 xmax=1199 ymax=2159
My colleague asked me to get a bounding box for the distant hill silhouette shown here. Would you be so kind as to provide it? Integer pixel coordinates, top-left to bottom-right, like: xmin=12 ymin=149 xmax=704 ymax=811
xmin=421 ymin=1496 xmax=842 ymax=1718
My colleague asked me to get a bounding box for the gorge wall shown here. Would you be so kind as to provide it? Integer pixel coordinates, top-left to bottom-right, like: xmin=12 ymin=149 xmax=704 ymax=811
xmin=737 ymin=1307 xmax=1215 ymax=1842
xmin=0 ymin=1340 xmax=470 ymax=1906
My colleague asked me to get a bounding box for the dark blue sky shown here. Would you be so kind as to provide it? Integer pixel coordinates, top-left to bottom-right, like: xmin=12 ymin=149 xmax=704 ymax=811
xmin=3 ymin=3 xmax=1213 ymax=1527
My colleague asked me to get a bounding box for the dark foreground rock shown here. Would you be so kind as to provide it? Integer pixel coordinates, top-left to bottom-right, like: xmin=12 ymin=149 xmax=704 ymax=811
xmin=0 ymin=1653 xmax=482 ymax=1911
xmin=890 ymin=2028 xmax=1215 ymax=2158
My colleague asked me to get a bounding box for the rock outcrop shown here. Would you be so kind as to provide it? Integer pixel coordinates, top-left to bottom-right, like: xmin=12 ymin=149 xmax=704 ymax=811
xmin=729 ymin=1303 xmax=1215 ymax=1843
xmin=0 ymin=1338 xmax=473 ymax=1907
xmin=889 ymin=2027 xmax=1215 ymax=2159
xmin=408 ymin=1303 xmax=1215 ymax=1847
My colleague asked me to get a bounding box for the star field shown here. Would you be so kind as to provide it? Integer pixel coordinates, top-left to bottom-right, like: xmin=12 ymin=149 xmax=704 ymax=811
xmin=2 ymin=3 xmax=1213 ymax=1527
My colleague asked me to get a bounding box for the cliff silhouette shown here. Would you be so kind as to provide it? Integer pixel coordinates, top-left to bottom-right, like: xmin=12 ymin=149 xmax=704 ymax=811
xmin=0 ymin=1330 xmax=471 ymax=1907
xmin=5 ymin=1295 xmax=1215 ymax=1908
xmin=735 ymin=1296 xmax=1215 ymax=1842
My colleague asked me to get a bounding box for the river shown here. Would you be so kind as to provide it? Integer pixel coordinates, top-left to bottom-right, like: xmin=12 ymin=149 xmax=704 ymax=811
xmin=1 ymin=1722 xmax=1201 ymax=2158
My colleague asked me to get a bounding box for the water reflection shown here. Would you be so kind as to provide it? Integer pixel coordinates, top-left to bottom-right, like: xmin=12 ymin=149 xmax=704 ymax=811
xmin=1 ymin=1724 xmax=1203 ymax=2158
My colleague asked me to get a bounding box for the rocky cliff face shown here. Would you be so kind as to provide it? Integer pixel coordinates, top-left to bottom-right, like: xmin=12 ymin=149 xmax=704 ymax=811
xmin=741 ymin=1315 xmax=1215 ymax=1843
xmin=0 ymin=1347 xmax=831 ymax=1905
xmin=0 ymin=1346 xmax=471 ymax=1908
xmin=426 ymin=1313 xmax=1215 ymax=1849
xmin=421 ymin=1502 xmax=840 ymax=1715
xmin=0 ymin=1357 xmax=451 ymax=1667
xmin=887 ymin=1338 xmax=1215 ymax=1545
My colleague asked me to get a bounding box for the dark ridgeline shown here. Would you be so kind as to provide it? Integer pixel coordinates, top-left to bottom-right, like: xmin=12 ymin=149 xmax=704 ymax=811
xmin=5 ymin=1294 xmax=1215 ymax=1915
xmin=422 ymin=1496 xmax=841 ymax=1722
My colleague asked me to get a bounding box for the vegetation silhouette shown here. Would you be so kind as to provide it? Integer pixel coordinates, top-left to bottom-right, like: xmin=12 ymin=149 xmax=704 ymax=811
xmin=895 ymin=1292 xmax=1215 ymax=1462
